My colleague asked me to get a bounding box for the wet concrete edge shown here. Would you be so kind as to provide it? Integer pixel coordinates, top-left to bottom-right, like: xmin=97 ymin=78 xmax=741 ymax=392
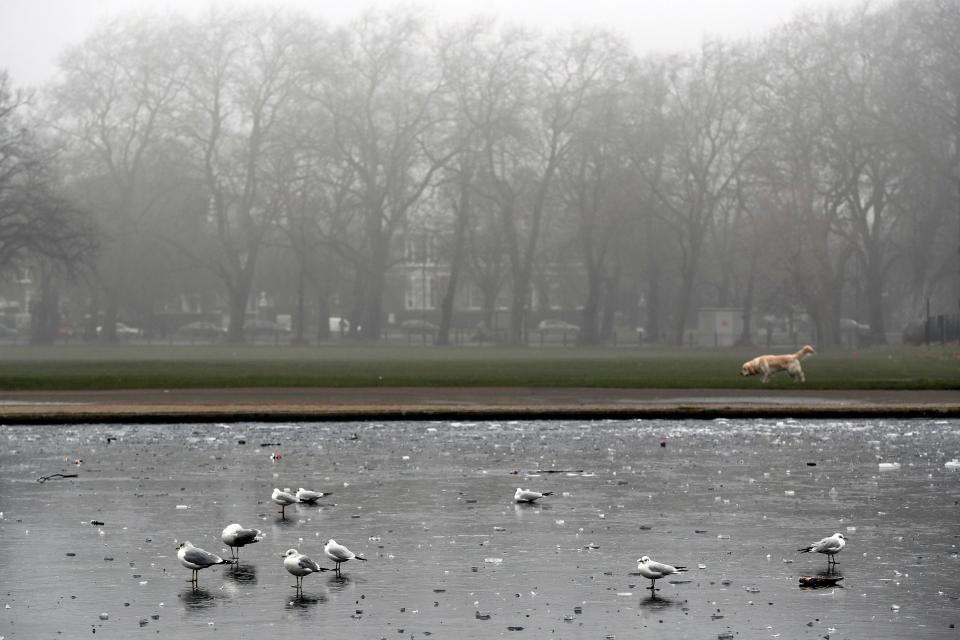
xmin=2 ymin=402 xmax=960 ymax=424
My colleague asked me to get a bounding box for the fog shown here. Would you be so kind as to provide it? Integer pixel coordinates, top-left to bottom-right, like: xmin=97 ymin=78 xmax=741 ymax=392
xmin=0 ymin=0 xmax=957 ymax=348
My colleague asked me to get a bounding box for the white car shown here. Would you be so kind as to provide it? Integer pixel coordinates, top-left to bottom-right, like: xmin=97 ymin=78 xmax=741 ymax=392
xmin=97 ymin=322 xmax=142 ymax=339
xmin=536 ymin=319 xmax=580 ymax=333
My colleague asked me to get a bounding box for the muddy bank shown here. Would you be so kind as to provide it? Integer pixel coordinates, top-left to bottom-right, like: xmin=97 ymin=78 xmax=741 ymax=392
xmin=1 ymin=387 xmax=959 ymax=423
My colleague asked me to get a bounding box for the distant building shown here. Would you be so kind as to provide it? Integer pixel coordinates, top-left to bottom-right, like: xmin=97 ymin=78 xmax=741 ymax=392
xmin=697 ymin=307 xmax=742 ymax=347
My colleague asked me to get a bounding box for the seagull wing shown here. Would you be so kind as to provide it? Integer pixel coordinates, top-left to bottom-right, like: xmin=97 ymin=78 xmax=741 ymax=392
xmin=299 ymin=555 xmax=324 ymax=573
xmin=234 ymin=528 xmax=263 ymax=545
xmin=326 ymin=542 xmax=354 ymax=561
xmin=646 ymin=559 xmax=680 ymax=575
xmin=296 ymin=489 xmax=318 ymax=502
xmin=815 ymin=536 xmax=842 ymax=553
xmin=184 ymin=546 xmax=224 ymax=567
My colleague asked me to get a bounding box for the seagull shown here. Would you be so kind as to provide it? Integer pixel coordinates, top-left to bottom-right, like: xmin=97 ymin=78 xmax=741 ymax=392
xmin=324 ymin=539 xmax=367 ymax=576
xmin=177 ymin=541 xmax=229 ymax=585
xmin=797 ymin=532 xmax=846 ymax=565
xmin=283 ymin=548 xmax=329 ymax=592
xmin=636 ymin=555 xmax=687 ymax=590
xmin=272 ymin=488 xmax=297 ymax=518
xmin=220 ymin=523 xmax=264 ymax=561
xmin=296 ymin=487 xmax=332 ymax=504
xmin=514 ymin=487 xmax=553 ymax=503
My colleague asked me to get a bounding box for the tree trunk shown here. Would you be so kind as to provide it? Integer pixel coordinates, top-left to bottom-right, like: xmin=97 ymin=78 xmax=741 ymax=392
xmin=508 ymin=278 xmax=528 ymax=345
xmin=600 ymin=266 xmax=620 ymax=342
xmin=293 ymin=265 xmax=307 ymax=344
xmin=315 ymin=287 xmax=331 ymax=342
xmin=864 ymin=261 xmax=887 ymax=345
xmin=101 ymin=293 xmax=119 ymax=343
xmin=226 ymin=284 xmax=249 ymax=344
xmin=360 ymin=262 xmax=385 ymax=341
xmin=30 ymin=270 xmax=59 ymax=345
xmin=579 ymin=262 xmax=602 ymax=345
xmin=738 ymin=244 xmax=759 ymax=345
xmin=644 ymin=213 xmax=661 ymax=342
xmin=438 ymin=173 xmax=471 ymax=347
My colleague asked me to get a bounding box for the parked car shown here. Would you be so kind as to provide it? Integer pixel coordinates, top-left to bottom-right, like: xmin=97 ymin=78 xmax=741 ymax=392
xmin=536 ymin=319 xmax=580 ymax=334
xmin=96 ymin=322 xmax=142 ymax=339
xmin=244 ymin=319 xmax=291 ymax=338
xmin=177 ymin=321 xmax=226 ymax=340
xmin=400 ymin=318 xmax=437 ymax=333
xmin=839 ymin=318 xmax=870 ymax=333
xmin=0 ymin=323 xmax=18 ymax=339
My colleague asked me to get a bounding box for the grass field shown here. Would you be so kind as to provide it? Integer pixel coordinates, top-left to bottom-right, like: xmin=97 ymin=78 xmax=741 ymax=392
xmin=0 ymin=343 xmax=957 ymax=391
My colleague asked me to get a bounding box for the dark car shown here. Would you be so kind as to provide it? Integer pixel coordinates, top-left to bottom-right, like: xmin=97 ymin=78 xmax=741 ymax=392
xmin=244 ymin=319 xmax=291 ymax=338
xmin=177 ymin=321 xmax=226 ymax=340
xmin=400 ymin=318 xmax=438 ymax=333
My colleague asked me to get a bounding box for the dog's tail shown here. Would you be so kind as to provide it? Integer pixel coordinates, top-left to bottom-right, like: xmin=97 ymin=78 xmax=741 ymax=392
xmin=794 ymin=345 xmax=816 ymax=360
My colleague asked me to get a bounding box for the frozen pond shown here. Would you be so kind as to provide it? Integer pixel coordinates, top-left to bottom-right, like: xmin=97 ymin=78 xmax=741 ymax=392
xmin=1 ymin=418 xmax=958 ymax=639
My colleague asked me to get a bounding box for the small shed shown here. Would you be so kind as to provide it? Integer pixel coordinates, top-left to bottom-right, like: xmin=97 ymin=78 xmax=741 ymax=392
xmin=697 ymin=307 xmax=742 ymax=347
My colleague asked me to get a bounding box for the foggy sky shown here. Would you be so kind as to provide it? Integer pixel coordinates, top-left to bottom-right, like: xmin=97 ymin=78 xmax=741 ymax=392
xmin=1 ymin=0 xmax=868 ymax=88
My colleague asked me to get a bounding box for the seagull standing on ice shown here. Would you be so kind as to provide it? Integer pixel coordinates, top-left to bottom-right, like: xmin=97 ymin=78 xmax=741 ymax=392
xmin=797 ymin=532 xmax=845 ymax=566
xmin=283 ymin=548 xmax=329 ymax=593
xmin=296 ymin=487 xmax=331 ymax=504
xmin=271 ymin=488 xmax=297 ymax=518
xmin=324 ymin=539 xmax=367 ymax=576
xmin=220 ymin=523 xmax=264 ymax=561
xmin=636 ymin=555 xmax=687 ymax=590
xmin=514 ymin=487 xmax=553 ymax=503
xmin=177 ymin=541 xmax=229 ymax=585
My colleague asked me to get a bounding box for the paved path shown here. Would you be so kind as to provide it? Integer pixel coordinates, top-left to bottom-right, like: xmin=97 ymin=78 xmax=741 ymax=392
xmin=1 ymin=387 xmax=958 ymax=423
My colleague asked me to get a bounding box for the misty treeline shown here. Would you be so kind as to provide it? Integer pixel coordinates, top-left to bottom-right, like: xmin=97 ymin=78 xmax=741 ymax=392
xmin=0 ymin=0 xmax=957 ymax=346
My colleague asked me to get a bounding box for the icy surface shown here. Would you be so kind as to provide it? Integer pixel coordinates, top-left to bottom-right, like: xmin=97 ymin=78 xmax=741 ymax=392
xmin=1 ymin=418 xmax=958 ymax=638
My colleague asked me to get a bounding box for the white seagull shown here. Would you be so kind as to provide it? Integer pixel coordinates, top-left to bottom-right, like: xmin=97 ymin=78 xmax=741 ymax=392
xmin=283 ymin=548 xmax=329 ymax=592
xmin=636 ymin=555 xmax=687 ymax=590
xmin=271 ymin=488 xmax=298 ymax=518
xmin=177 ymin=541 xmax=229 ymax=585
xmin=797 ymin=532 xmax=846 ymax=565
xmin=324 ymin=539 xmax=367 ymax=576
xmin=220 ymin=523 xmax=264 ymax=561
xmin=514 ymin=487 xmax=553 ymax=503
xmin=296 ymin=487 xmax=332 ymax=504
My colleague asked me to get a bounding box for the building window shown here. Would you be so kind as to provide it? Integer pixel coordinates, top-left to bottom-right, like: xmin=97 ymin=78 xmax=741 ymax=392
xmin=405 ymin=233 xmax=434 ymax=264
xmin=405 ymin=273 xmax=436 ymax=311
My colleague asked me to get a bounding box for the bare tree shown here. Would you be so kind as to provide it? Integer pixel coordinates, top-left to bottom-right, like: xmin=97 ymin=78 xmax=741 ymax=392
xmin=643 ymin=42 xmax=754 ymax=345
xmin=314 ymin=9 xmax=457 ymax=340
xmin=476 ymin=30 xmax=616 ymax=344
xmin=173 ymin=9 xmax=313 ymax=343
xmin=556 ymin=34 xmax=632 ymax=345
xmin=52 ymin=17 xmax=184 ymax=340
xmin=880 ymin=0 xmax=960 ymax=319
xmin=750 ymin=15 xmax=858 ymax=348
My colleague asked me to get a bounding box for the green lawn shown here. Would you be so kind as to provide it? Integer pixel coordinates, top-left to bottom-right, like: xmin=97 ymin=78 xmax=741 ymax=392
xmin=0 ymin=343 xmax=957 ymax=391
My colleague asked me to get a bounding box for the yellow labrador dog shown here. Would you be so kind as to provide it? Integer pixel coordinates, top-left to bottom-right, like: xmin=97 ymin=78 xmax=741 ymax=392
xmin=741 ymin=345 xmax=815 ymax=383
